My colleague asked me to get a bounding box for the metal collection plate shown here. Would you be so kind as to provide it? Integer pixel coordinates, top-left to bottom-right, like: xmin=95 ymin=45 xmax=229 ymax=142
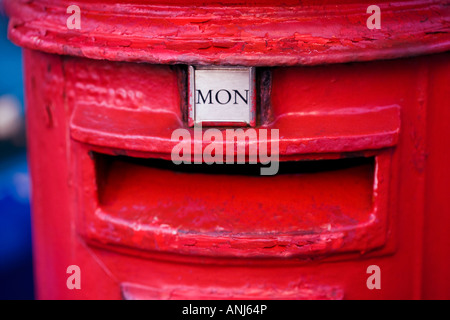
xmin=188 ymin=66 xmax=255 ymax=126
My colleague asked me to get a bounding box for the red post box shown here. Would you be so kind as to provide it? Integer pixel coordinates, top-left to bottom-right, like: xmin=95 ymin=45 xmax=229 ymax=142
xmin=5 ymin=0 xmax=450 ymax=299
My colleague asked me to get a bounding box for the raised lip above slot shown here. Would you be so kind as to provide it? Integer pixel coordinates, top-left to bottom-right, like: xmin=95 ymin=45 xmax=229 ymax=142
xmin=70 ymin=103 xmax=400 ymax=156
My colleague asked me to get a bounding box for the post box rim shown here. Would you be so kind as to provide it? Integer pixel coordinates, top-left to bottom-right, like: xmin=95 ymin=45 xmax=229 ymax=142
xmin=5 ymin=0 xmax=450 ymax=66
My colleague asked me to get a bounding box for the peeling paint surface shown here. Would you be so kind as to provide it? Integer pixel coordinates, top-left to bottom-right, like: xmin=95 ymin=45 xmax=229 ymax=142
xmin=5 ymin=0 xmax=450 ymax=66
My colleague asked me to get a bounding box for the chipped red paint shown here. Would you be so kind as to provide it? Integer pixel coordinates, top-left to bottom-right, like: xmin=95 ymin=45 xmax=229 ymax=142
xmin=6 ymin=0 xmax=450 ymax=299
xmin=5 ymin=0 xmax=450 ymax=66
xmin=120 ymin=281 xmax=344 ymax=300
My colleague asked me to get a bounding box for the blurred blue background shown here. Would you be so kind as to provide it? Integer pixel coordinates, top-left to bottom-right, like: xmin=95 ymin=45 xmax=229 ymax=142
xmin=0 ymin=5 xmax=35 ymax=300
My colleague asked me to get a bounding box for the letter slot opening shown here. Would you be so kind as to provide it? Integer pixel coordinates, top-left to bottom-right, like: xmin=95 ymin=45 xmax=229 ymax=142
xmin=85 ymin=153 xmax=387 ymax=259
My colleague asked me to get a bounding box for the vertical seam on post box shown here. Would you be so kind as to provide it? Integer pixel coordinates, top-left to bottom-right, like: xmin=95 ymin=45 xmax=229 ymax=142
xmin=61 ymin=55 xmax=77 ymax=260
xmin=413 ymin=59 xmax=429 ymax=300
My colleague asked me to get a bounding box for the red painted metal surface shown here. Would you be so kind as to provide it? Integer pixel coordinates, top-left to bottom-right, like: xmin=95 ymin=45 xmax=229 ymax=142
xmin=5 ymin=0 xmax=450 ymax=299
xmin=84 ymin=155 xmax=387 ymax=259
xmin=6 ymin=0 xmax=450 ymax=65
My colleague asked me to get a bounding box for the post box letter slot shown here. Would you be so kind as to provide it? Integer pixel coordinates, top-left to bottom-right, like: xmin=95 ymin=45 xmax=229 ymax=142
xmin=78 ymin=152 xmax=391 ymax=259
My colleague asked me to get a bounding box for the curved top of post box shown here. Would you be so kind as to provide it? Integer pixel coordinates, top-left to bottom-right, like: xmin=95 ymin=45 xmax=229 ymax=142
xmin=5 ymin=0 xmax=450 ymax=66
